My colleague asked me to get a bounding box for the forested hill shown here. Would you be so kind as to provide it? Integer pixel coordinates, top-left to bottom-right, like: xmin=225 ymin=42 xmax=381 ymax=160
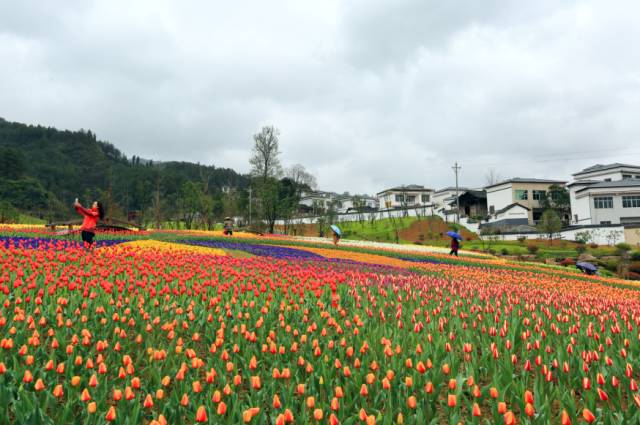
xmin=0 ymin=117 xmax=250 ymax=222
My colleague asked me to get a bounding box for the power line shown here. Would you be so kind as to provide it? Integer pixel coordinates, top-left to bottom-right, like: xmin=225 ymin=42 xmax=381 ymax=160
xmin=463 ymin=152 xmax=640 ymax=168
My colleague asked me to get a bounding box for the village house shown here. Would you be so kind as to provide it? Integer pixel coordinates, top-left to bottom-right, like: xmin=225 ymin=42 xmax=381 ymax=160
xmin=568 ymin=163 xmax=640 ymax=225
xmin=484 ymin=178 xmax=567 ymax=225
xmin=376 ymin=185 xmax=434 ymax=209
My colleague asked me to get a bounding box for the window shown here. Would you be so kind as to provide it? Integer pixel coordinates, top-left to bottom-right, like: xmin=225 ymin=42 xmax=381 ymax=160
xmin=636 ymin=175 xmax=640 ymax=179
xmin=421 ymin=194 xmax=430 ymax=203
xmin=600 ymin=221 xmax=611 ymax=225
xmin=515 ymin=189 xmax=528 ymax=200
xmin=594 ymin=196 xmax=613 ymax=209
xmin=395 ymin=194 xmax=404 ymax=202
xmin=623 ymin=174 xmax=633 ymax=180
xmin=623 ymin=196 xmax=640 ymax=208
xmin=604 ymin=178 xmax=612 ymax=182
xmin=532 ymin=190 xmax=546 ymax=200
xmin=405 ymin=195 xmax=416 ymax=204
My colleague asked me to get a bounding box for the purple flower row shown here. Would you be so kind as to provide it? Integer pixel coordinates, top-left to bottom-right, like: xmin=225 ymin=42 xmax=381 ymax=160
xmin=0 ymin=236 xmax=126 ymax=250
xmin=178 ymin=240 xmax=325 ymax=260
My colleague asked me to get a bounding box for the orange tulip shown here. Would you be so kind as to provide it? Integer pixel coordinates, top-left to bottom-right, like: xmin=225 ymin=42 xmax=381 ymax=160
xmin=583 ymin=409 xmax=596 ymax=423
xmin=497 ymin=402 xmax=507 ymax=414
xmin=195 ymin=406 xmax=208 ymax=423
xmin=447 ymin=394 xmax=457 ymax=407
xmin=313 ymin=409 xmax=323 ymax=421
xmin=472 ymin=402 xmax=481 ymax=417
xmin=525 ymin=403 xmax=535 ymax=417
xmin=360 ymin=384 xmax=369 ymax=396
xmin=283 ymin=409 xmax=294 ymax=422
xmin=504 ymin=411 xmax=515 ymax=425
xmin=105 ymin=406 xmax=116 ymax=422
xmin=217 ymin=401 xmax=227 ymax=415
xmin=407 ymin=395 xmax=417 ymax=409
xmin=53 ymin=384 xmax=64 ymax=398
xmin=143 ymin=394 xmax=154 ymax=408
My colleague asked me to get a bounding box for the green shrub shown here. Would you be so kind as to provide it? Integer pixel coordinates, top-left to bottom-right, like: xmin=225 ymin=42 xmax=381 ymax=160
xmin=575 ymin=244 xmax=587 ymax=254
xmin=501 ymin=248 xmax=509 ymax=255
xmin=631 ymin=251 xmax=640 ymax=261
xmin=616 ymin=243 xmax=632 ymax=255
xmin=599 ymin=260 xmax=619 ymax=272
xmin=629 ymin=261 xmax=640 ymax=274
xmin=628 ymin=271 xmax=640 ymax=280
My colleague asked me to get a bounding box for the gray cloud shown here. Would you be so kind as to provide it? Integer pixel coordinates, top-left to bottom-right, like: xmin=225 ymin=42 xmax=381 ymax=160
xmin=1 ymin=0 xmax=640 ymax=194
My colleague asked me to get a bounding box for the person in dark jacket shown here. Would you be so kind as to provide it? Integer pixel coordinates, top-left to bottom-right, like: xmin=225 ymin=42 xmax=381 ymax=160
xmin=449 ymin=237 xmax=460 ymax=256
xmin=74 ymin=199 xmax=104 ymax=248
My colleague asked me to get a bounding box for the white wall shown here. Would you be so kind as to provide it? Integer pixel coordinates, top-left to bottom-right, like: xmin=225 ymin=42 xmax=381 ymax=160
xmin=432 ymin=190 xmax=458 ymax=208
xmin=485 ymin=226 xmax=626 ymax=245
xmin=377 ymin=191 xmax=433 ymax=209
xmin=495 ymin=205 xmax=529 ymax=220
xmin=569 ymin=185 xmax=593 ymax=224
xmin=575 ymin=168 xmax=640 ymax=182
xmin=575 ymin=187 xmax=640 ymax=225
xmin=486 ymin=184 xmax=513 ymax=214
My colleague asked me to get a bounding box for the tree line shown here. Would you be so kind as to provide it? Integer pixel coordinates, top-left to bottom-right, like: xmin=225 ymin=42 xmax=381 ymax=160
xmin=0 ymin=118 xmax=316 ymax=230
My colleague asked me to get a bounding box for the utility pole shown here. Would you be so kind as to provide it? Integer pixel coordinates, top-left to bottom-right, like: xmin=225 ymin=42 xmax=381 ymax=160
xmin=248 ymin=187 xmax=252 ymax=226
xmin=452 ymin=162 xmax=461 ymax=224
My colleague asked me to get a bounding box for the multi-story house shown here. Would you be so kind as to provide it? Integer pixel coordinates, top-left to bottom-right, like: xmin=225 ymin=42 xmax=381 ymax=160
xmin=568 ymin=163 xmax=640 ymax=225
xmin=485 ymin=178 xmax=567 ymax=225
xmin=376 ymin=185 xmax=434 ymax=209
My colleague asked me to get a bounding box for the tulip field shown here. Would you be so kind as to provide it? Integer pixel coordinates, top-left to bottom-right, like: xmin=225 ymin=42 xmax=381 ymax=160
xmin=1 ymin=227 xmax=640 ymax=424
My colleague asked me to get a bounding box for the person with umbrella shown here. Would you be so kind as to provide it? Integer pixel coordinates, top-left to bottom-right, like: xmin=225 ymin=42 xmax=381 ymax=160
xmin=331 ymin=224 xmax=342 ymax=245
xmin=223 ymin=216 xmax=234 ymax=236
xmin=576 ymin=261 xmax=598 ymax=276
xmin=447 ymin=230 xmax=462 ymax=256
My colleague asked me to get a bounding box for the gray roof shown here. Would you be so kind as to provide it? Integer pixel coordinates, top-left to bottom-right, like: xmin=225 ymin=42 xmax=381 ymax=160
xmin=377 ymin=185 xmax=434 ymax=195
xmin=566 ymin=179 xmax=600 ymax=187
xmin=434 ymin=186 xmax=470 ymax=194
xmin=575 ymin=179 xmax=640 ymax=193
xmin=484 ymin=178 xmax=567 ymax=189
xmin=494 ymin=202 xmax=530 ymax=215
xmin=573 ymin=163 xmax=640 ymax=176
xmin=447 ymin=190 xmax=487 ymax=205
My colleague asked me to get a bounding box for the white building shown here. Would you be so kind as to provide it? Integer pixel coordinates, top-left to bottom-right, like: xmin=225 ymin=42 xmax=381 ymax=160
xmin=485 ymin=178 xmax=567 ymax=225
xmin=569 ymin=163 xmax=640 ymax=225
xmin=335 ymin=195 xmax=378 ymax=213
xmin=377 ymin=185 xmax=434 ymax=209
xmin=432 ymin=187 xmax=470 ymax=211
xmin=300 ymin=191 xmax=378 ymax=214
xmin=300 ymin=190 xmax=337 ymax=213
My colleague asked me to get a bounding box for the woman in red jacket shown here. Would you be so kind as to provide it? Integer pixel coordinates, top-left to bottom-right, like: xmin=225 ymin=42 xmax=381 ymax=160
xmin=74 ymin=199 xmax=105 ymax=248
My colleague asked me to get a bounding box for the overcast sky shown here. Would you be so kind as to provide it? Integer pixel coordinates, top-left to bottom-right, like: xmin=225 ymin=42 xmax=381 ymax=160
xmin=1 ymin=0 xmax=640 ymax=194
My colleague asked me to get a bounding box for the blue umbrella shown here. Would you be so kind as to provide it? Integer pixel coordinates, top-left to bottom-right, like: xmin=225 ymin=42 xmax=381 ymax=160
xmin=576 ymin=261 xmax=597 ymax=272
xmin=330 ymin=224 xmax=342 ymax=236
xmin=446 ymin=230 xmax=462 ymax=240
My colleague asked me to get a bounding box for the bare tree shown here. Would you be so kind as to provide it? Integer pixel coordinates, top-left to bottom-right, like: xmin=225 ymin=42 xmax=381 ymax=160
xmin=250 ymin=126 xmax=282 ymax=182
xmin=485 ymin=168 xmax=502 ymax=186
xmin=286 ymin=164 xmax=317 ymax=190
